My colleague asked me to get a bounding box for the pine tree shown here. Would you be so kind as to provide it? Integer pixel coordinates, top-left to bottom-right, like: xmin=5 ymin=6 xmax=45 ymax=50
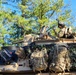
xmin=1 ymin=0 xmax=75 ymax=45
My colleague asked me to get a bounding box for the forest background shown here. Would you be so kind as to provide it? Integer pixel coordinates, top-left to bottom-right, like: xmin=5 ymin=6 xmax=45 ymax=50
xmin=0 ymin=0 xmax=76 ymax=47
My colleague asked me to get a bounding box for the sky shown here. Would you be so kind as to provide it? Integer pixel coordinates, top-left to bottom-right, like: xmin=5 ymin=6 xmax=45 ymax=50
xmin=66 ymin=0 xmax=76 ymax=15
xmin=64 ymin=0 xmax=76 ymax=26
xmin=70 ymin=0 xmax=76 ymax=14
xmin=71 ymin=0 xmax=76 ymax=26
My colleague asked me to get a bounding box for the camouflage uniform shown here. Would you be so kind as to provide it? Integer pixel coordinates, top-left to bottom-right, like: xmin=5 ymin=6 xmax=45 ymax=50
xmin=58 ymin=26 xmax=67 ymax=38
xmin=54 ymin=21 xmax=74 ymax=38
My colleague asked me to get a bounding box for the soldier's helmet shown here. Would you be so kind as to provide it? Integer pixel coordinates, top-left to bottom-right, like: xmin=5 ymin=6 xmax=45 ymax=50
xmin=56 ymin=19 xmax=65 ymax=28
xmin=58 ymin=21 xmax=65 ymax=28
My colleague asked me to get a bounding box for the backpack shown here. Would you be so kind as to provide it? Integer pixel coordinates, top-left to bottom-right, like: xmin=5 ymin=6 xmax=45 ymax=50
xmin=15 ymin=46 xmax=32 ymax=59
xmin=30 ymin=48 xmax=48 ymax=72
xmin=49 ymin=44 xmax=71 ymax=72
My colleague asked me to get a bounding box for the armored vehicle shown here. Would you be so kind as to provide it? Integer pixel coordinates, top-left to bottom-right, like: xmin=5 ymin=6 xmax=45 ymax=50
xmin=0 ymin=25 xmax=76 ymax=74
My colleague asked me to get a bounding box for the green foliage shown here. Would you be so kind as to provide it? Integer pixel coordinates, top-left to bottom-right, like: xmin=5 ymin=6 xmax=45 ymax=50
xmin=0 ymin=0 xmax=75 ymax=46
xmin=0 ymin=1 xmax=76 ymax=69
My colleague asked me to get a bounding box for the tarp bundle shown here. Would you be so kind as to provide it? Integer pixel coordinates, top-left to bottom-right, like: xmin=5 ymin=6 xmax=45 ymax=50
xmin=30 ymin=48 xmax=48 ymax=72
xmin=0 ymin=49 xmax=18 ymax=65
xmin=49 ymin=44 xmax=71 ymax=72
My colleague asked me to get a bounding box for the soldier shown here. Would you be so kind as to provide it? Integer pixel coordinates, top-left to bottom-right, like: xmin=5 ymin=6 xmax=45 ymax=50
xmin=39 ymin=25 xmax=52 ymax=40
xmin=39 ymin=25 xmax=48 ymax=39
xmin=53 ymin=20 xmax=74 ymax=39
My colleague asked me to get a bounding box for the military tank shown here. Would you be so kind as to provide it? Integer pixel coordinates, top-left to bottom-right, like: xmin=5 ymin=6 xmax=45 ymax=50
xmin=0 ymin=37 xmax=76 ymax=72
xmin=0 ymin=26 xmax=76 ymax=74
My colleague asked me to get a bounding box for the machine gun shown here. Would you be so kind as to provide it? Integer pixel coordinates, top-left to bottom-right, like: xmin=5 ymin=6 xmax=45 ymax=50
xmin=46 ymin=25 xmax=56 ymax=32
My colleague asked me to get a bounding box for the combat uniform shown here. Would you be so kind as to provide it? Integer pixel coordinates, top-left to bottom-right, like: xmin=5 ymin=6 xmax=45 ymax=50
xmin=54 ymin=20 xmax=74 ymax=39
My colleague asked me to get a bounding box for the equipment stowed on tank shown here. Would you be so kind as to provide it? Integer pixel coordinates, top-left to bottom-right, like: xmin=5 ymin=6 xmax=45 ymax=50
xmin=0 ymin=38 xmax=76 ymax=73
xmin=0 ymin=46 xmax=32 ymax=72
